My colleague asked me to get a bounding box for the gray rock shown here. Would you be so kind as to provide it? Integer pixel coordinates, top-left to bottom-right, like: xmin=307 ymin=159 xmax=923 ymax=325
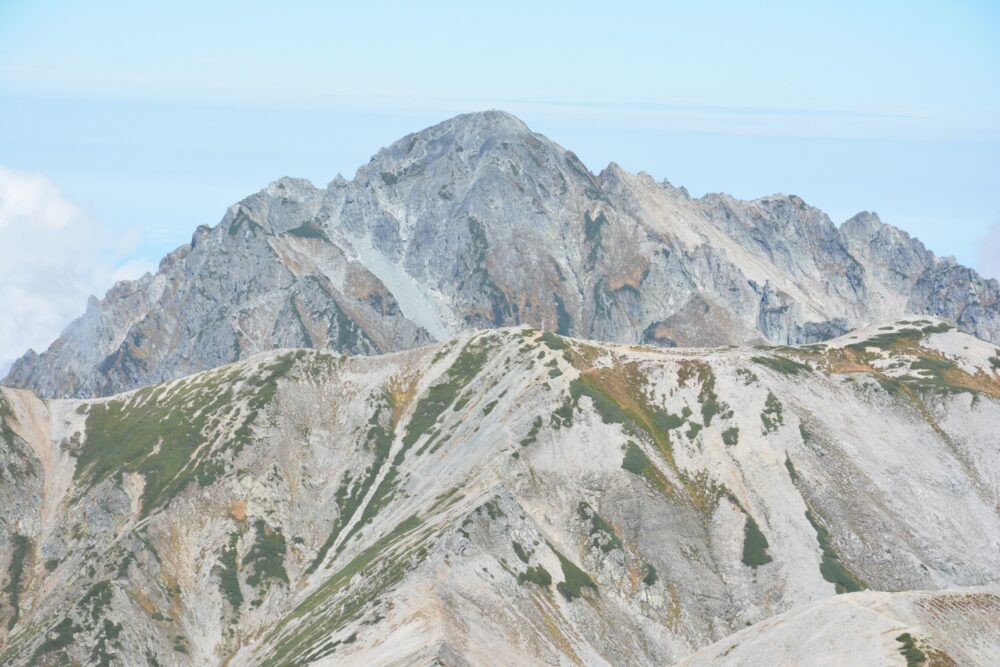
xmin=2 ymin=321 xmax=999 ymax=664
xmin=6 ymin=111 xmax=999 ymax=398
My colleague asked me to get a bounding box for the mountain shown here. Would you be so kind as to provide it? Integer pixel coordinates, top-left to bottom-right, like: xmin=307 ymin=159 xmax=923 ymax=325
xmin=678 ymin=587 xmax=1000 ymax=666
xmin=2 ymin=318 xmax=999 ymax=665
xmin=5 ymin=110 xmax=1000 ymax=399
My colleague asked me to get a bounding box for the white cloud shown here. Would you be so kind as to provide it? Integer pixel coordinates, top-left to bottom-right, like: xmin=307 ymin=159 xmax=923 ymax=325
xmin=0 ymin=166 xmax=154 ymax=376
xmin=0 ymin=166 xmax=79 ymax=231
xmin=979 ymin=222 xmax=1000 ymax=283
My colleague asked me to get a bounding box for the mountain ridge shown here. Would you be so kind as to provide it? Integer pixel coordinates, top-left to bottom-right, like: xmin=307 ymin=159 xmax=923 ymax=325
xmin=1 ymin=317 xmax=999 ymax=664
xmin=5 ymin=110 xmax=999 ymax=399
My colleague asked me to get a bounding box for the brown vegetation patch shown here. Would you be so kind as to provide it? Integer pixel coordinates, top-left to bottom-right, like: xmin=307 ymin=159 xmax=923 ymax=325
xmin=386 ymin=373 xmax=420 ymax=428
xmin=229 ymin=500 xmax=247 ymax=523
xmin=607 ymin=260 xmax=650 ymax=292
xmin=131 ymin=589 xmax=157 ymax=616
xmin=823 ymin=345 xmax=1000 ymax=399
xmin=575 ymin=361 xmax=719 ymax=512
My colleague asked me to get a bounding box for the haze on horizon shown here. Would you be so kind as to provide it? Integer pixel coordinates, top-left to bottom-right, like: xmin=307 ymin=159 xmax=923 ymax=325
xmin=0 ymin=0 xmax=998 ymax=374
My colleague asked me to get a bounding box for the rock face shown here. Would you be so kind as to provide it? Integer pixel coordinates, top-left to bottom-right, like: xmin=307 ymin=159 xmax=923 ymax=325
xmin=6 ymin=110 xmax=1000 ymax=399
xmin=1 ymin=319 xmax=999 ymax=665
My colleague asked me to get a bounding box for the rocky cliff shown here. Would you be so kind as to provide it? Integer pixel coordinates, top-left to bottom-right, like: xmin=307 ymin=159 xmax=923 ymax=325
xmin=6 ymin=111 xmax=1000 ymax=399
xmin=2 ymin=318 xmax=999 ymax=665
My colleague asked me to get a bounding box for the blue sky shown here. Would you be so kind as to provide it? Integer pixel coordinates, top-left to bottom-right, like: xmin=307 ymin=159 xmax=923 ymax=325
xmin=0 ymin=0 xmax=999 ymax=369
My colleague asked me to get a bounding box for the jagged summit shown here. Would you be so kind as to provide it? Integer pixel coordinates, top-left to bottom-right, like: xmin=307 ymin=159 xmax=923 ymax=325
xmin=421 ymin=108 xmax=533 ymax=136
xmin=264 ymin=175 xmax=320 ymax=196
xmin=360 ymin=110 xmax=540 ymax=167
xmin=355 ymin=109 xmax=571 ymax=198
xmin=402 ymin=108 xmax=536 ymax=145
xmin=5 ymin=112 xmax=1000 ymax=398
xmin=841 ymin=209 xmax=882 ymax=230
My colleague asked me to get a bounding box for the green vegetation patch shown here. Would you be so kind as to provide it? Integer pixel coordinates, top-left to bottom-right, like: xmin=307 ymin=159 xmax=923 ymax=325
xmin=846 ymin=329 xmax=920 ymax=351
xmin=302 ymin=631 xmax=358 ymax=663
xmin=78 ymin=579 xmax=113 ymax=624
xmin=76 ymin=581 xmax=122 ymax=663
xmin=805 ymin=510 xmax=865 ymax=593
xmin=519 ymin=416 xmax=544 ymax=447
xmin=551 ymin=394 xmax=576 ymax=429
xmin=550 ymin=544 xmax=597 ymax=601
xmin=784 ymin=455 xmax=799 ymax=483
xmin=263 ymin=515 xmax=423 ymax=666
xmin=679 ymin=362 xmax=729 ymax=425
xmin=876 ymin=375 xmax=906 ymax=396
xmin=337 ymin=468 xmax=401 ymax=551
xmin=3 ymin=534 xmax=29 ymax=630
xmin=285 ymin=221 xmax=330 ymax=242
xmin=722 ymin=427 xmax=739 ymax=447
xmin=642 ymin=563 xmax=658 ymax=586
xmin=77 ymin=352 xmax=302 ymax=516
xmin=215 ymin=533 xmax=243 ymax=609
xmin=583 ymin=210 xmax=608 ymax=265
xmin=39 ymin=580 xmax=124 ymax=666
xmin=559 ymin=376 xmax=630 ymax=428
xmin=751 ymin=355 xmax=812 ymax=376
xmin=307 ymin=399 xmax=394 ymax=574
xmin=896 ymin=633 xmax=927 ymax=666
xmin=741 ymin=516 xmax=773 ymax=568
xmin=653 ymin=410 xmax=687 ymax=431
xmin=920 ymin=322 xmax=952 ymax=335
xmin=760 ymin=391 xmax=784 ymax=434
xmin=577 ymin=502 xmax=623 ymax=553
xmin=905 ymin=356 xmax=968 ymax=394
xmin=621 ymin=441 xmax=651 ymax=475
xmin=517 ymin=565 xmax=552 ymax=588
xmin=538 ymin=330 xmax=570 ymax=351
xmin=400 ymin=336 xmax=495 ymax=457
xmin=90 ymin=617 xmax=124 ymax=666
xmin=30 ymin=617 xmax=81 ymax=663
xmin=481 ymin=499 xmax=506 ymax=521
xmin=846 ymin=322 xmax=950 ymax=354
xmin=246 ymin=520 xmax=289 ymax=587
xmin=0 ymin=393 xmax=16 ymax=443
xmin=564 ymin=366 xmax=720 ymax=512
xmin=512 ymin=541 xmax=531 ymax=564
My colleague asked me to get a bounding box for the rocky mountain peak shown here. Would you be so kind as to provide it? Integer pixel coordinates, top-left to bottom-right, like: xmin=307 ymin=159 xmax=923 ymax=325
xmin=264 ymin=176 xmax=320 ymax=198
xmin=412 ymin=108 xmax=535 ymax=147
xmin=840 ymin=209 xmax=883 ymax=233
xmin=5 ymin=111 xmax=1000 ymax=399
xmin=355 ymin=109 xmax=568 ymax=189
xmin=2 ymin=111 xmax=1000 ymax=665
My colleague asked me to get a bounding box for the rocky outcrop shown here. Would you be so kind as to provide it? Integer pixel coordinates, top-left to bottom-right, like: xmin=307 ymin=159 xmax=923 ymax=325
xmin=1 ymin=320 xmax=999 ymax=665
xmin=7 ymin=111 xmax=1000 ymax=398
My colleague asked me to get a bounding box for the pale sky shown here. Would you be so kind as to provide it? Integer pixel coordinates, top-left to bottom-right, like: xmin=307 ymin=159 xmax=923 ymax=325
xmin=0 ymin=0 xmax=998 ymax=372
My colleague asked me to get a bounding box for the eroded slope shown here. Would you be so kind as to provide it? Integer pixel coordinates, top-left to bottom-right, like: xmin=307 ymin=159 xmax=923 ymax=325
xmin=1 ymin=319 xmax=998 ymax=665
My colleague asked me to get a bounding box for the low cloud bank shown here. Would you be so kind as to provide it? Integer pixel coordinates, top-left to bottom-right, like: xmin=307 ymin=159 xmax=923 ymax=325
xmin=0 ymin=166 xmax=153 ymax=376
